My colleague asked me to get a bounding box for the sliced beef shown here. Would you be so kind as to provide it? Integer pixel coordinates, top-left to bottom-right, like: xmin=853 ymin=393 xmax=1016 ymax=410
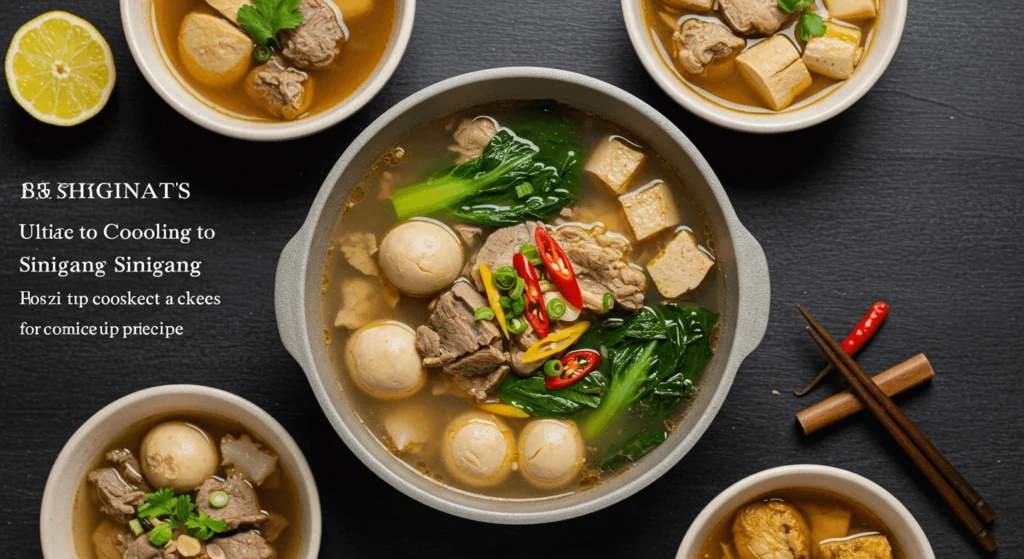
xmin=195 ymin=475 xmax=266 ymax=530
xmin=442 ymin=343 xmax=509 ymax=377
xmin=280 ymin=0 xmax=344 ymax=69
xmin=471 ymin=222 xmax=541 ymax=290
xmin=453 ymin=364 xmax=510 ymax=401
xmin=510 ymin=329 xmax=543 ymax=375
xmin=416 ymin=281 xmax=501 ymax=366
xmin=550 ymin=224 xmax=646 ymax=312
xmin=718 ymin=0 xmax=790 ymax=36
xmin=674 ymin=19 xmax=745 ymax=75
xmin=87 ymin=468 xmax=146 ymax=523
xmin=248 ymin=63 xmax=313 ymax=121
xmin=206 ymin=531 xmax=273 ymax=559
xmin=105 ymin=448 xmax=148 ymax=489
xmin=122 ymin=534 xmax=174 ymax=559
xmin=449 ymin=118 xmax=498 ymax=163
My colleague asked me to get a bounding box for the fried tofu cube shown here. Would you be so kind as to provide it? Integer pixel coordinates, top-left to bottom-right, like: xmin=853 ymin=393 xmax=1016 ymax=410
xmin=802 ymin=504 xmax=852 ymax=545
xmin=818 ymin=534 xmax=894 ymax=559
xmin=646 ymin=229 xmax=714 ymax=298
xmin=178 ymin=12 xmax=253 ymax=88
xmin=204 ymin=0 xmax=251 ymax=25
xmin=736 ymin=35 xmax=812 ymax=111
xmin=619 ymin=181 xmax=680 ymax=241
xmin=803 ymin=24 xmax=864 ymax=79
xmin=663 ymin=0 xmax=715 ymax=12
xmin=585 ymin=137 xmax=646 ymax=195
xmin=824 ymin=0 xmax=877 ymax=20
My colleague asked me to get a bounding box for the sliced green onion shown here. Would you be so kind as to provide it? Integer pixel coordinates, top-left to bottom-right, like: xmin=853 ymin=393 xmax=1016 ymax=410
xmin=510 ymin=296 xmax=526 ymax=317
xmin=547 ymin=297 xmax=566 ymax=320
xmin=510 ymin=277 xmax=526 ymax=299
xmin=493 ymin=266 xmax=518 ymax=290
xmin=208 ymin=491 xmax=230 ymax=509
xmin=254 ymin=45 xmax=273 ymax=63
xmin=538 ymin=280 xmax=554 ymax=293
xmin=602 ymin=293 xmax=614 ymax=311
xmin=514 ymin=182 xmax=534 ymax=198
xmin=507 ymin=317 xmax=527 ymax=334
xmin=543 ymin=359 xmax=563 ymax=377
xmin=474 ymin=306 xmax=496 ymax=321
xmin=498 ymin=295 xmax=513 ymax=311
xmin=129 ymin=519 xmax=144 ymax=537
xmin=519 ymin=243 xmax=543 ymax=266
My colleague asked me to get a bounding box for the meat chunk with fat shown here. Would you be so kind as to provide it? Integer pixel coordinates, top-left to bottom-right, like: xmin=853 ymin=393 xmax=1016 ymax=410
xmin=280 ymin=0 xmax=345 ymax=69
xmin=105 ymin=448 xmax=148 ymax=489
xmin=122 ymin=534 xmax=173 ymax=559
xmin=732 ymin=501 xmax=811 ymax=559
xmin=195 ymin=475 xmax=267 ymax=529
xmin=206 ymin=531 xmax=274 ymax=559
xmin=471 ymin=222 xmax=541 ymax=290
xmin=87 ymin=468 xmax=146 ymax=523
xmin=510 ymin=328 xmax=543 ymax=375
xmin=818 ymin=535 xmax=894 ymax=559
xmin=416 ymin=282 xmax=503 ymax=365
xmin=449 ymin=118 xmax=498 ymax=163
xmin=674 ymin=19 xmax=745 ymax=75
xmin=445 ymin=342 xmax=511 ymax=401
xmin=719 ymin=0 xmax=791 ymax=36
xmin=550 ymin=224 xmax=646 ymax=312
xmin=246 ymin=63 xmax=314 ymax=121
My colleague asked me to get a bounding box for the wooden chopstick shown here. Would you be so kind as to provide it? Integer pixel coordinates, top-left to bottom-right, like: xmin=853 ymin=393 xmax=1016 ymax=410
xmin=798 ymin=305 xmax=999 ymax=554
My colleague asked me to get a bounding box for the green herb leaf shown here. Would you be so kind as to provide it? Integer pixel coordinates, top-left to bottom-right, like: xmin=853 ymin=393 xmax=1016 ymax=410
xmin=776 ymin=0 xmax=815 ymax=14
xmin=800 ymin=11 xmax=827 ymax=41
xmin=136 ymin=488 xmax=177 ymax=520
xmin=185 ymin=512 xmax=228 ymax=541
xmin=174 ymin=494 xmax=194 ymax=525
xmin=148 ymin=520 xmax=175 ymax=547
xmin=237 ymin=0 xmax=305 ymax=48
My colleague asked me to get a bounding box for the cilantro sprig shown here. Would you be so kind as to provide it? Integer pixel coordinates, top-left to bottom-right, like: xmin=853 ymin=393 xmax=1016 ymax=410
xmin=776 ymin=0 xmax=827 ymax=41
xmin=237 ymin=0 xmax=305 ymax=49
xmin=134 ymin=489 xmax=228 ymax=545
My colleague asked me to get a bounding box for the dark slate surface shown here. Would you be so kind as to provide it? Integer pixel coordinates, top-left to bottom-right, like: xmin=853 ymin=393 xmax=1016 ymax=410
xmin=2 ymin=0 xmax=1021 ymax=557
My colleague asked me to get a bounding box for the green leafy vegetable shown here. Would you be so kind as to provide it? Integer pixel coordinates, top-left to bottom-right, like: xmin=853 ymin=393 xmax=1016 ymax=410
xmin=799 ymin=12 xmax=827 ymax=41
xmin=776 ymin=0 xmax=814 ymax=14
xmin=497 ymin=369 xmax=607 ymax=417
xmin=136 ymin=488 xmax=177 ymax=520
xmin=237 ymin=0 xmax=305 ymax=48
xmin=185 ymin=511 xmax=228 ymax=541
xmin=148 ymin=520 xmax=175 ymax=547
xmin=391 ymin=103 xmax=583 ymax=226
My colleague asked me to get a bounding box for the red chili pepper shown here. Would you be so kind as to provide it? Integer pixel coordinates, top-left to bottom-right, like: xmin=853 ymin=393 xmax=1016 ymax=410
xmin=794 ymin=301 xmax=890 ymax=396
xmin=534 ymin=228 xmax=583 ymax=310
xmin=546 ymin=349 xmax=601 ymax=390
xmin=513 ymin=252 xmax=549 ymax=338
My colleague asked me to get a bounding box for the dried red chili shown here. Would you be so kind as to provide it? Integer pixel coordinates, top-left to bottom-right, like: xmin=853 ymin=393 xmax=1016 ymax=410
xmin=534 ymin=227 xmax=583 ymax=310
xmin=545 ymin=349 xmax=601 ymax=390
xmin=512 ymin=252 xmax=549 ymax=338
xmin=795 ymin=302 xmax=890 ymax=396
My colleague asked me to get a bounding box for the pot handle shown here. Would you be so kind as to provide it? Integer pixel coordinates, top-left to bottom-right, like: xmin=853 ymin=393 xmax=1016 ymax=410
xmin=275 ymin=229 xmax=313 ymax=370
xmin=731 ymin=226 xmax=771 ymax=361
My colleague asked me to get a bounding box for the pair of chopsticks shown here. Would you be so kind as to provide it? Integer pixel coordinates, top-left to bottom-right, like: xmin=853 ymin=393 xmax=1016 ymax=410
xmin=798 ymin=305 xmax=998 ymax=553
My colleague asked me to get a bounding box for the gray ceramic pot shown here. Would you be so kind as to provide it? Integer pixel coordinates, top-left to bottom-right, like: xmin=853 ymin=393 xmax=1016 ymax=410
xmin=275 ymin=67 xmax=771 ymax=524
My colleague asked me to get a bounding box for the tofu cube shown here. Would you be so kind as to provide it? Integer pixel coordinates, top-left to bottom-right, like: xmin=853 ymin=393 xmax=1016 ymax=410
xmin=646 ymin=229 xmax=714 ymax=298
xmin=178 ymin=12 xmax=253 ymax=88
xmin=585 ymin=137 xmax=646 ymax=195
xmin=619 ymin=181 xmax=680 ymax=241
xmin=823 ymin=0 xmax=877 ymax=20
xmin=736 ymin=36 xmax=812 ymax=111
xmin=662 ymin=0 xmax=715 ymax=12
xmin=803 ymin=504 xmax=853 ymax=545
xmin=803 ymin=23 xmax=864 ymax=79
xmin=204 ymin=0 xmax=252 ymax=25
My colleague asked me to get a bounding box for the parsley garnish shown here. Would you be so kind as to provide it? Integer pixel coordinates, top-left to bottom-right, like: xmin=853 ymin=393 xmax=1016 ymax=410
xmin=186 ymin=511 xmax=229 ymax=541
xmin=799 ymin=12 xmax=827 ymax=41
xmin=776 ymin=0 xmax=815 ymax=14
xmin=237 ymin=0 xmax=305 ymax=48
xmin=137 ymin=488 xmax=177 ymax=520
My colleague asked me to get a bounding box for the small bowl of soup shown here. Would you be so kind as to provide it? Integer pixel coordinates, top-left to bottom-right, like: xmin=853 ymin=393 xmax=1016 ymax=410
xmin=622 ymin=0 xmax=907 ymax=132
xmin=40 ymin=384 xmax=321 ymax=559
xmin=676 ymin=464 xmax=934 ymax=559
xmin=121 ymin=0 xmax=415 ymax=140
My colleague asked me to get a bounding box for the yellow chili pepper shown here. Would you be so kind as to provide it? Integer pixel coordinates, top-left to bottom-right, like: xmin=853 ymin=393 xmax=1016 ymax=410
xmin=478 ymin=402 xmax=529 ymax=419
xmin=522 ymin=321 xmax=591 ymax=363
xmin=478 ymin=264 xmax=508 ymax=338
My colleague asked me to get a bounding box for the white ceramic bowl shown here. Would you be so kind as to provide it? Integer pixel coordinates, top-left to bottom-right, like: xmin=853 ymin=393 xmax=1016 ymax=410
xmin=621 ymin=0 xmax=907 ymax=133
xmin=675 ymin=464 xmax=934 ymax=558
xmin=121 ymin=0 xmax=415 ymax=141
xmin=40 ymin=385 xmax=322 ymax=559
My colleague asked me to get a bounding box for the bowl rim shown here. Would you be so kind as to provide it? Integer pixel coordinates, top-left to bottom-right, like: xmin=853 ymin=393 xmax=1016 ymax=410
xmin=39 ymin=384 xmax=322 ymax=558
xmin=674 ymin=464 xmax=935 ymax=558
xmin=119 ymin=0 xmax=416 ymax=141
xmin=619 ymin=0 xmax=908 ymax=133
xmin=275 ymin=65 xmax=772 ymax=524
